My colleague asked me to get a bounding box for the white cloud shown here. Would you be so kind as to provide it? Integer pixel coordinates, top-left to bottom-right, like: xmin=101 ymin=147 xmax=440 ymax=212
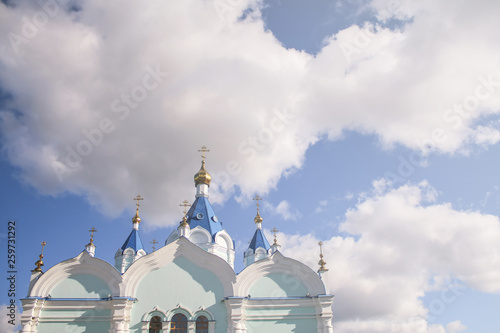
xmin=0 ymin=304 xmax=18 ymax=333
xmin=1 ymin=0 xmax=500 ymax=226
xmin=279 ymin=180 xmax=500 ymax=332
xmin=263 ymin=200 xmax=301 ymax=221
xmin=446 ymin=320 xmax=467 ymax=333
xmin=315 ymin=199 xmax=328 ymax=213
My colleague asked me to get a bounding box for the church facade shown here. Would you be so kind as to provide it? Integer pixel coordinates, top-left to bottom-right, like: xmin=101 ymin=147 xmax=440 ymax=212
xmin=20 ymin=150 xmax=334 ymax=333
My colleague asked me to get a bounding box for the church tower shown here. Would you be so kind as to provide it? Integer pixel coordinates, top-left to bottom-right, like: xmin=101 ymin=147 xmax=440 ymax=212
xmin=244 ymin=195 xmax=272 ymax=267
xmin=166 ymin=146 xmax=235 ymax=268
xmin=114 ymin=195 xmax=147 ymax=273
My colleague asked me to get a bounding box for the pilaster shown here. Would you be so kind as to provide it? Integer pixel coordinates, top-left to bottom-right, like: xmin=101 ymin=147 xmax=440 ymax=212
xmin=20 ymin=298 xmax=44 ymax=333
xmin=109 ymin=298 xmax=134 ymax=333
xmin=314 ymin=295 xmax=334 ymax=333
xmin=224 ymin=297 xmax=247 ymax=333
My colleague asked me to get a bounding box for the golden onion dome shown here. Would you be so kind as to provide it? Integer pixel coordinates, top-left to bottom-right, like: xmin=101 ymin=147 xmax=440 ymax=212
xmin=180 ymin=215 xmax=189 ymax=227
xmin=254 ymin=208 xmax=263 ymax=224
xmin=194 ymin=160 xmax=212 ymax=187
xmin=132 ymin=209 xmax=141 ymax=224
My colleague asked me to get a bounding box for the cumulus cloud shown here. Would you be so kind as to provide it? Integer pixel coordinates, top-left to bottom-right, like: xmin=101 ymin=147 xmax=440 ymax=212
xmin=445 ymin=321 xmax=467 ymax=333
xmin=279 ymin=180 xmax=500 ymax=332
xmin=263 ymin=200 xmax=301 ymax=221
xmin=0 ymin=304 xmax=18 ymax=333
xmin=315 ymin=199 xmax=329 ymax=213
xmin=1 ymin=0 xmax=500 ymax=226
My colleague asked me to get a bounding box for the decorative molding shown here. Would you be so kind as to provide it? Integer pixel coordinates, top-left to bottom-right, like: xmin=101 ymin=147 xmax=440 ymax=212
xmin=214 ymin=230 xmax=234 ymax=250
xmin=121 ymin=237 xmax=236 ymax=296
xmin=235 ymin=252 xmax=326 ymax=297
xmin=29 ymin=251 xmax=122 ymax=297
xmin=141 ymin=306 xmax=168 ymax=321
xmin=190 ymin=226 xmax=212 ymax=244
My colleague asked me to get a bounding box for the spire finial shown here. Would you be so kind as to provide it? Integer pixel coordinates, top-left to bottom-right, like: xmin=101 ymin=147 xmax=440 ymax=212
xmin=253 ymin=195 xmax=263 ymax=224
xmin=88 ymin=227 xmax=97 ymax=245
xmin=198 ymin=145 xmax=210 ymax=161
xmin=179 ymin=200 xmax=191 ymax=215
xmin=33 ymin=241 xmax=46 ymax=273
xmin=180 ymin=215 xmax=189 ymax=227
xmin=271 ymin=227 xmax=279 ymax=245
xmin=179 ymin=200 xmax=191 ymax=227
xmin=318 ymin=241 xmax=329 ymax=273
xmin=134 ymin=194 xmax=144 ymax=211
xmin=253 ymin=195 xmax=262 ymax=208
xmin=194 ymin=146 xmax=212 ymax=187
xmin=132 ymin=195 xmax=144 ymax=224
xmin=150 ymin=239 xmax=158 ymax=252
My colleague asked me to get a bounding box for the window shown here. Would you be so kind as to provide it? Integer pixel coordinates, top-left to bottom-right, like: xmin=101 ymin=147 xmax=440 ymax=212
xmin=170 ymin=313 xmax=188 ymax=333
xmin=196 ymin=316 xmax=209 ymax=333
xmin=149 ymin=316 xmax=162 ymax=333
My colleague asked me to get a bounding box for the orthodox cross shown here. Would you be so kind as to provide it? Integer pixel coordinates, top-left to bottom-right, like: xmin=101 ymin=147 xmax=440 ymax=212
xmin=271 ymin=227 xmax=279 ymax=245
xmin=134 ymin=194 xmax=144 ymax=211
xmin=179 ymin=200 xmax=191 ymax=215
xmin=252 ymin=195 xmax=262 ymax=208
xmin=318 ymin=241 xmax=328 ymax=273
xmin=198 ymin=145 xmax=210 ymax=161
xmin=40 ymin=241 xmax=46 ymax=256
xmin=34 ymin=241 xmax=46 ymax=272
xmin=88 ymin=227 xmax=97 ymax=245
xmin=150 ymin=239 xmax=158 ymax=252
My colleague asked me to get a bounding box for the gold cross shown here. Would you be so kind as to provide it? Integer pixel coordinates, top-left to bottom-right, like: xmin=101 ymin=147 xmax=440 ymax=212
xmin=40 ymin=241 xmax=46 ymax=255
xmin=133 ymin=195 xmax=144 ymax=210
xmin=150 ymin=239 xmax=158 ymax=252
xmin=179 ymin=200 xmax=191 ymax=215
xmin=271 ymin=227 xmax=279 ymax=245
xmin=89 ymin=227 xmax=97 ymax=245
xmin=253 ymin=195 xmax=263 ymax=208
xmin=34 ymin=241 xmax=47 ymax=272
xmin=318 ymin=241 xmax=328 ymax=273
xmin=198 ymin=145 xmax=210 ymax=161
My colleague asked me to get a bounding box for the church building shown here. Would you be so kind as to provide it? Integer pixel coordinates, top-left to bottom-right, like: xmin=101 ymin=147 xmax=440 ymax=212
xmin=20 ymin=148 xmax=334 ymax=333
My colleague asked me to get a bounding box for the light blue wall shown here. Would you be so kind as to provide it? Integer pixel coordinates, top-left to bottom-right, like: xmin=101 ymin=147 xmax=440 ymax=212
xmin=246 ymin=305 xmax=317 ymax=332
xmin=246 ymin=318 xmax=317 ymax=333
xmin=50 ymin=274 xmax=111 ymax=298
xmin=249 ymin=273 xmax=308 ymax=297
xmin=37 ymin=319 xmax=110 ymax=333
xmin=130 ymin=256 xmax=227 ymax=332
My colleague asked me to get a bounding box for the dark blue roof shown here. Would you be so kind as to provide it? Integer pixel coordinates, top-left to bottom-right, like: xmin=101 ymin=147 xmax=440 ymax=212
xmin=187 ymin=196 xmax=223 ymax=240
xmin=248 ymin=228 xmax=271 ymax=251
xmin=120 ymin=229 xmax=144 ymax=252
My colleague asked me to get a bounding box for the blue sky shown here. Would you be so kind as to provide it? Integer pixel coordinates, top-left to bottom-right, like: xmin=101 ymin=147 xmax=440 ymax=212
xmin=2 ymin=0 xmax=500 ymax=332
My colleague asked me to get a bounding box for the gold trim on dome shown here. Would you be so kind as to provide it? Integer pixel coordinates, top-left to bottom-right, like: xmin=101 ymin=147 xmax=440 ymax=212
xmin=254 ymin=208 xmax=263 ymax=224
xmin=132 ymin=209 xmax=141 ymax=224
xmin=33 ymin=241 xmax=46 ymax=273
xmin=180 ymin=215 xmax=189 ymax=227
xmin=194 ymin=159 xmax=212 ymax=186
xmin=253 ymin=195 xmax=263 ymax=224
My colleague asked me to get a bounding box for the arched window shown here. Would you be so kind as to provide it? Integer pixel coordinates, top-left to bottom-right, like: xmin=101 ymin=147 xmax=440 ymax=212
xmin=170 ymin=313 xmax=188 ymax=333
xmin=196 ymin=315 xmax=209 ymax=333
xmin=149 ymin=316 xmax=162 ymax=333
